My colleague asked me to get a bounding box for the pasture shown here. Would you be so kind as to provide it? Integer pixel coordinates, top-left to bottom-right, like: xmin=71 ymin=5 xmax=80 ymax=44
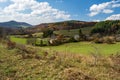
xmin=10 ymin=26 xmax=120 ymax=56
xmin=43 ymin=42 xmax=120 ymax=55
xmin=10 ymin=36 xmax=27 ymax=44
xmin=10 ymin=36 xmax=120 ymax=55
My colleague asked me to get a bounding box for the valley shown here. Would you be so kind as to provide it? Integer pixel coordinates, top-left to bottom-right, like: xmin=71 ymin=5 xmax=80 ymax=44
xmin=0 ymin=0 xmax=120 ymax=79
xmin=0 ymin=20 xmax=120 ymax=80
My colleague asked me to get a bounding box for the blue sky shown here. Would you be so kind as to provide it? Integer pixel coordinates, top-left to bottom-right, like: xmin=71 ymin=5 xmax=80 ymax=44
xmin=0 ymin=0 xmax=120 ymax=25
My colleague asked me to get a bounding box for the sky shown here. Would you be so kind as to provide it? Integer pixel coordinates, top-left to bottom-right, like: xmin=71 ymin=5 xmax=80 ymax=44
xmin=0 ymin=0 xmax=120 ymax=25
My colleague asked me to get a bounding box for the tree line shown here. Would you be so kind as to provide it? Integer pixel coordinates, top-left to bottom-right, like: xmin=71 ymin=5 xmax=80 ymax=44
xmin=91 ymin=20 xmax=120 ymax=35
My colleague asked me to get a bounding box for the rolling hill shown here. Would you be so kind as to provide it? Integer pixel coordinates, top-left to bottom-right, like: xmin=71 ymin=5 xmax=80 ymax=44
xmin=26 ymin=20 xmax=97 ymax=33
xmin=0 ymin=20 xmax=32 ymax=28
xmin=35 ymin=20 xmax=96 ymax=30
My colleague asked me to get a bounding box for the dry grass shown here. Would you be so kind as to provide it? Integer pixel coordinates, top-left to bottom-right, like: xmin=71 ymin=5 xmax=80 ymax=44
xmin=0 ymin=42 xmax=120 ymax=80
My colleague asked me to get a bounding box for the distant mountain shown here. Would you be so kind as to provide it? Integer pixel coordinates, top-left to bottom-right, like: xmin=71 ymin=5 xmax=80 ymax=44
xmin=0 ymin=20 xmax=32 ymax=28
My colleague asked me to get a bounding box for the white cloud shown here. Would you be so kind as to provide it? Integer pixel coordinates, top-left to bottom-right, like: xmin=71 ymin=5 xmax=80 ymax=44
xmin=88 ymin=0 xmax=120 ymax=17
xmin=106 ymin=14 xmax=120 ymax=20
xmin=103 ymin=9 xmax=114 ymax=13
xmin=112 ymin=4 xmax=120 ymax=7
xmin=56 ymin=0 xmax=63 ymax=3
xmin=0 ymin=0 xmax=7 ymax=2
xmin=88 ymin=12 xmax=99 ymax=17
xmin=0 ymin=0 xmax=70 ymax=25
xmin=92 ymin=19 xmax=101 ymax=22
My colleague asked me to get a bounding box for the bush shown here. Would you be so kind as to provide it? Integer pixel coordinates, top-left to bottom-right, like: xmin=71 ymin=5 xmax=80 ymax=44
xmin=93 ymin=38 xmax=103 ymax=43
xmin=7 ymin=40 xmax=16 ymax=49
xmin=110 ymin=53 xmax=120 ymax=72
xmin=103 ymin=36 xmax=115 ymax=44
xmin=15 ymin=44 xmax=40 ymax=59
xmin=116 ymin=37 xmax=120 ymax=42
xmin=93 ymin=36 xmax=115 ymax=44
xmin=86 ymin=36 xmax=94 ymax=41
xmin=49 ymin=39 xmax=62 ymax=46
xmin=69 ymin=37 xmax=78 ymax=42
xmin=62 ymin=38 xmax=70 ymax=43
xmin=49 ymin=34 xmax=67 ymax=46
xmin=42 ymin=28 xmax=53 ymax=38
xmin=26 ymin=38 xmax=36 ymax=46
xmin=59 ymin=68 xmax=96 ymax=80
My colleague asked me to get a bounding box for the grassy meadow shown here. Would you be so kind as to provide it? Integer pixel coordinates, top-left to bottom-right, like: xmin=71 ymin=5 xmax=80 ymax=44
xmin=43 ymin=42 xmax=120 ymax=55
xmin=1 ymin=27 xmax=120 ymax=80
xmin=10 ymin=36 xmax=27 ymax=44
xmin=10 ymin=35 xmax=120 ymax=55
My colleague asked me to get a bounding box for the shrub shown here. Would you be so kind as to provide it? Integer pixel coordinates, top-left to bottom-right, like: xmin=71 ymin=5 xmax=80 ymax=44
xmin=49 ymin=39 xmax=61 ymax=46
xmin=27 ymin=34 xmax=33 ymax=38
xmin=16 ymin=44 xmax=40 ymax=59
xmin=110 ymin=53 xmax=120 ymax=72
xmin=59 ymin=68 xmax=96 ymax=80
xmin=86 ymin=36 xmax=94 ymax=41
xmin=116 ymin=37 xmax=120 ymax=42
xmin=93 ymin=36 xmax=116 ymax=44
xmin=42 ymin=28 xmax=53 ymax=38
xmin=49 ymin=35 xmax=65 ymax=46
xmin=26 ymin=38 xmax=36 ymax=46
xmin=0 ymin=27 xmax=7 ymax=39
xmin=69 ymin=37 xmax=78 ymax=42
xmin=62 ymin=38 xmax=70 ymax=43
xmin=103 ymin=36 xmax=115 ymax=44
xmin=93 ymin=38 xmax=103 ymax=43
xmin=39 ymin=39 xmax=44 ymax=46
xmin=117 ymin=29 xmax=120 ymax=34
xmin=7 ymin=40 xmax=16 ymax=49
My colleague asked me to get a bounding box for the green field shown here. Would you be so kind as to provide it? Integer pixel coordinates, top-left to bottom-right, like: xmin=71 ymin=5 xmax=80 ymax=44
xmin=10 ymin=36 xmax=120 ymax=55
xmin=10 ymin=36 xmax=49 ymax=45
xmin=10 ymin=36 xmax=27 ymax=44
xmin=44 ymin=42 xmax=120 ymax=55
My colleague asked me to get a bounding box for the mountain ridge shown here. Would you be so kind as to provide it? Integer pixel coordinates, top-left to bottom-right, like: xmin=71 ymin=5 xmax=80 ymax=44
xmin=34 ymin=20 xmax=97 ymax=30
xmin=0 ymin=20 xmax=32 ymax=28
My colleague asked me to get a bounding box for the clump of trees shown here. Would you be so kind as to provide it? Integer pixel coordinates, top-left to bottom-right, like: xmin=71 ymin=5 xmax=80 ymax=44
xmin=0 ymin=27 xmax=7 ymax=39
xmin=90 ymin=20 xmax=120 ymax=44
xmin=42 ymin=28 xmax=53 ymax=38
xmin=91 ymin=20 xmax=120 ymax=35
xmin=26 ymin=38 xmax=36 ymax=46
xmin=93 ymin=36 xmax=115 ymax=44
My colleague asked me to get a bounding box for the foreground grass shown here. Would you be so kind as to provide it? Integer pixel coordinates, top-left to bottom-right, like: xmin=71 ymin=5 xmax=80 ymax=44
xmin=0 ymin=42 xmax=120 ymax=80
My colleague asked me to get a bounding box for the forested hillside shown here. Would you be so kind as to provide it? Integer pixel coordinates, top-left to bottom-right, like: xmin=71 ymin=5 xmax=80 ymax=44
xmin=26 ymin=20 xmax=96 ymax=33
xmin=91 ymin=20 xmax=120 ymax=35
